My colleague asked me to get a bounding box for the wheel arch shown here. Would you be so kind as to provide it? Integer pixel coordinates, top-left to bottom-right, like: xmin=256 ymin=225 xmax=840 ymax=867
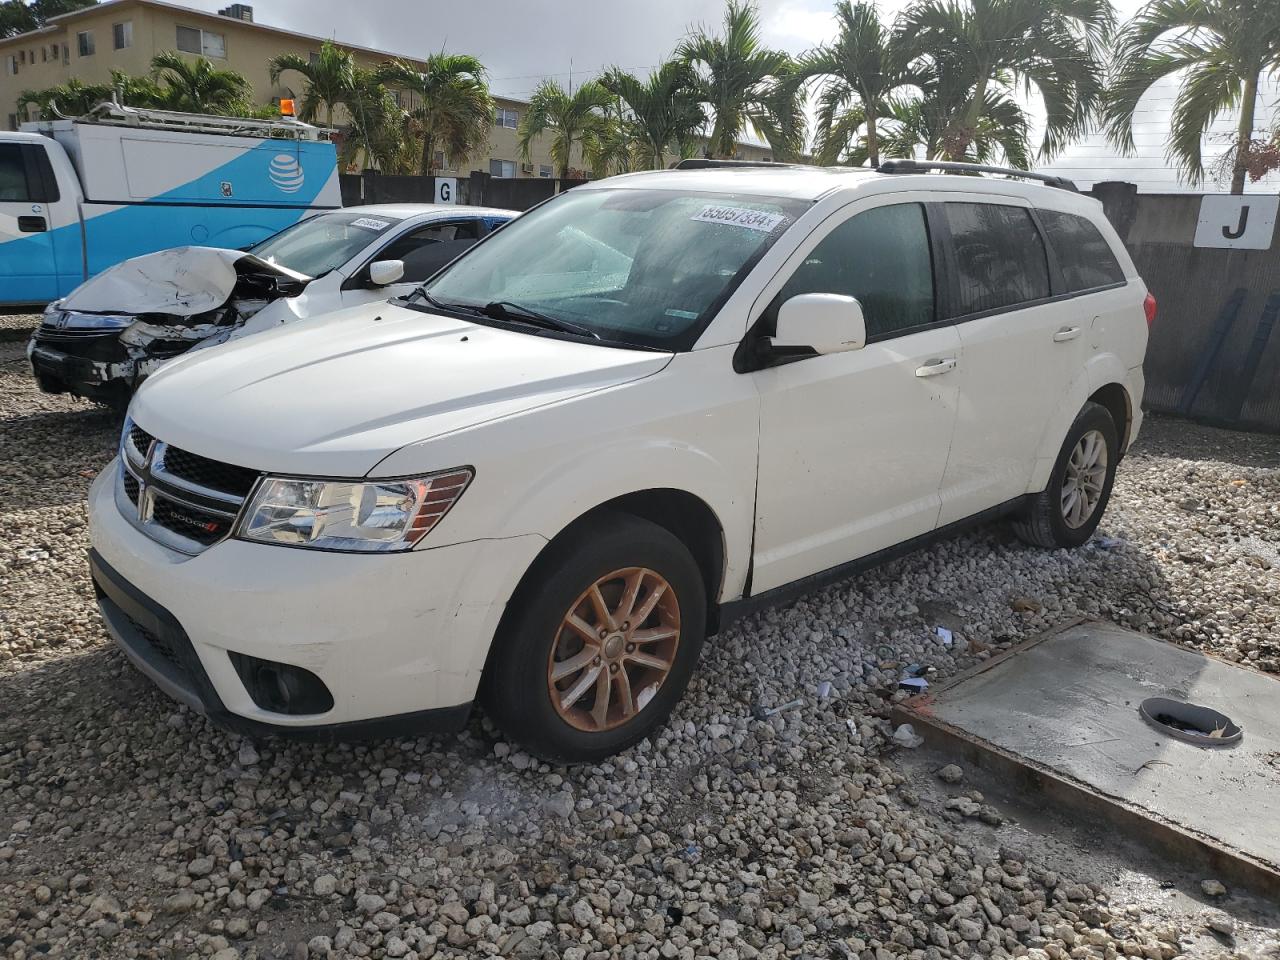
xmin=491 ymin=488 xmax=730 ymax=663
xmin=1028 ymin=354 xmax=1133 ymax=493
xmin=1087 ymin=381 xmax=1133 ymax=453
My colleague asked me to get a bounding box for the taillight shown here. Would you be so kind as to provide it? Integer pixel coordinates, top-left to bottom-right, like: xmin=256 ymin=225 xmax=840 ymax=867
xmin=1143 ymin=293 xmax=1157 ymax=328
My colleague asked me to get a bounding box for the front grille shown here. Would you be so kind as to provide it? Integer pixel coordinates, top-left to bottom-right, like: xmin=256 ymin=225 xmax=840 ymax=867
xmin=129 ymin=614 xmax=191 ymax=682
xmin=161 ymin=446 xmax=260 ymax=499
xmin=151 ymin=496 xmax=233 ymax=546
xmin=129 ymin=424 xmax=154 ymax=456
xmin=119 ymin=420 xmax=257 ymax=555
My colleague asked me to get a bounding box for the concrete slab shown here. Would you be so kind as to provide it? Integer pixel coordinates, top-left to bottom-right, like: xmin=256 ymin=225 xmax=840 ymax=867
xmin=897 ymin=619 xmax=1280 ymax=894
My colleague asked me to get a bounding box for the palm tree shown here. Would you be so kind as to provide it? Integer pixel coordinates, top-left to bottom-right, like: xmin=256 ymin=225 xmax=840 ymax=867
xmin=1105 ymin=0 xmax=1280 ymax=194
xmin=600 ymin=61 xmax=706 ymax=169
xmin=849 ymin=86 xmax=1032 ymax=166
xmin=582 ymin=95 xmax=645 ymax=177
xmin=107 ymin=68 xmax=166 ymax=109
xmin=339 ymin=68 xmax=407 ymax=172
xmin=380 ymin=55 xmax=494 ymax=176
xmin=151 ymin=51 xmax=252 ymax=115
xmin=677 ymin=0 xmax=804 ymax=160
xmin=519 ymin=79 xmax=612 ymax=179
xmin=799 ymin=2 xmax=920 ymax=167
xmin=899 ymin=0 xmax=1112 ymax=161
xmin=268 ymin=40 xmax=356 ymax=128
xmin=17 ymin=77 xmax=113 ymax=119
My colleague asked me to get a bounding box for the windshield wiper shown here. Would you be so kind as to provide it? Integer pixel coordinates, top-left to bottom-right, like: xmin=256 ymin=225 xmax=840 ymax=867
xmin=405 ymin=290 xmax=471 ymax=312
xmin=404 ymin=292 xmax=601 ymax=341
xmin=482 ymin=301 xmax=601 ymax=340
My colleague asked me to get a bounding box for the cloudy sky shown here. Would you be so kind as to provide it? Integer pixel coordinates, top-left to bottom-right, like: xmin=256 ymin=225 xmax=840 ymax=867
xmin=178 ymin=0 xmax=1277 ymax=191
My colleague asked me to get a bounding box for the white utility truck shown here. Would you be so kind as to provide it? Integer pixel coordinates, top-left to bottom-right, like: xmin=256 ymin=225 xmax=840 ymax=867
xmin=1 ymin=101 xmax=340 ymax=308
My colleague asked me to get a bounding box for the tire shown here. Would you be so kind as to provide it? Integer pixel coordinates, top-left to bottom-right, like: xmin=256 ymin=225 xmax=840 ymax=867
xmin=481 ymin=512 xmax=707 ymax=763
xmin=1012 ymin=401 xmax=1119 ymax=549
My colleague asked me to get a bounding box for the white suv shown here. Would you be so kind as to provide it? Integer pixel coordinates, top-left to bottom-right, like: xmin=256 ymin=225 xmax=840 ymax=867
xmin=87 ymin=160 xmax=1151 ymax=761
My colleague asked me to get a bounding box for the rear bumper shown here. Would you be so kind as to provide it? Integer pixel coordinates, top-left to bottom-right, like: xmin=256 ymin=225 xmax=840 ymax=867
xmin=90 ymin=548 xmax=474 ymax=740
xmin=1125 ymin=363 xmax=1145 ymax=451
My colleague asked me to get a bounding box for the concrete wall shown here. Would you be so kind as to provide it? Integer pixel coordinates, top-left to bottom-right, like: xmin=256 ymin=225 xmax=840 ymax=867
xmin=1092 ymin=182 xmax=1280 ymax=433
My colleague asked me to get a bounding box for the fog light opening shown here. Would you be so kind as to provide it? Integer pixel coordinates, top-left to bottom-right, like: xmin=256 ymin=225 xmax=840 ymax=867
xmin=229 ymin=652 xmax=334 ymax=716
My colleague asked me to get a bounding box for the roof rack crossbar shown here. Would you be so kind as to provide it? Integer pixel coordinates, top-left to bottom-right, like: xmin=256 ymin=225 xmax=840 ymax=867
xmin=876 ymin=158 xmax=1078 ymax=192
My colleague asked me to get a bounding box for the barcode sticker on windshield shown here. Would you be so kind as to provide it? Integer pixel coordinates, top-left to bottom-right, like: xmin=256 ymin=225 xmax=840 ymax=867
xmin=691 ymin=205 xmax=786 ymax=233
xmin=350 ymin=217 xmax=392 ymax=231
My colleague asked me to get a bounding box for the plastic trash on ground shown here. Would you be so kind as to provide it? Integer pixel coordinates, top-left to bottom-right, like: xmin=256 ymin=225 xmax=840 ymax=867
xmin=893 ymin=723 xmax=924 ymax=748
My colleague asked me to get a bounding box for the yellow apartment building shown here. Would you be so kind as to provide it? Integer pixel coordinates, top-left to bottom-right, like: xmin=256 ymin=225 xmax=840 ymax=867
xmin=0 ymin=0 xmax=773 ymax=177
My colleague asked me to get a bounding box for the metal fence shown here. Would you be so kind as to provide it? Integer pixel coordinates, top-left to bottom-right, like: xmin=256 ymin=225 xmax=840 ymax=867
xmin=339 ymin=171 xmax=587 ymax=211
xmin=1091 ymin=183 xmax=1280 ymax=433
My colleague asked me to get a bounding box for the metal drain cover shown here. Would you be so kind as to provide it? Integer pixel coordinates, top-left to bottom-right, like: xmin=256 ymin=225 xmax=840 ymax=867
xmin=1139 ymin=696 xmax=1243 ymax=746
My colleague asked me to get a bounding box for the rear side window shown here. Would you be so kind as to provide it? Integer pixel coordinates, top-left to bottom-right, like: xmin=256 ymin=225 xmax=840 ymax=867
xmin=766 ymin=202 xmax=935 ymax=340
xmin=942 ymin=203 xmax=1050 ymax=316
xmin=0 ymin=143 xmax=28 ymax=201
xmin=1038 ymin=209 xmax=1125 ymax=291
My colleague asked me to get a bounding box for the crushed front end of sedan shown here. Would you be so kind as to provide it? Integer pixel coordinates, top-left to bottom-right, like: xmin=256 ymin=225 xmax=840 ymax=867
xmin=28 ymin=247 xmax=308 ymax=407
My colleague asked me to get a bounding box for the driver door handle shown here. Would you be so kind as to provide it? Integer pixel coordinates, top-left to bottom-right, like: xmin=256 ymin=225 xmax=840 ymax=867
xmin=1053 ymin=326 xmax=1082 ymax=342
xmin=915 ymin=357 xmax=957 ymax=377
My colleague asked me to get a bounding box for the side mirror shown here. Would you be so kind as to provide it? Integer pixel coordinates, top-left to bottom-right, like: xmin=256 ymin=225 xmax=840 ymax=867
xmin=769 ymin=293 xmax=867 ymax=355
xmin=368 ymin=260 xmax=406 ymax=287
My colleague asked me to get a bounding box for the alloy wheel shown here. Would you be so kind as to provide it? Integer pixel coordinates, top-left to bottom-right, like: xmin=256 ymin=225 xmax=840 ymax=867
xmin=547 ymin=567 xmax=681 ymax=732
xmin=1061 ymin=429 xmax=1108 ymax=528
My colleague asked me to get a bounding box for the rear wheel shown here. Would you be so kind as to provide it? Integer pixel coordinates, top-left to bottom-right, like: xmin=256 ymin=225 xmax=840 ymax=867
xmin=481 ymin=513 xmax=706 ymax=762
xmin=1012 ymin=401 xmax=1118 ymax=549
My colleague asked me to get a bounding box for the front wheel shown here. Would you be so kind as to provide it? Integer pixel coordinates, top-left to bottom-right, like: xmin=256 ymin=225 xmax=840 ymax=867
xmin=1012 ymin=401 xmax=1119 ymax=549
xmin=481 ymin=513 xmax=707 ymax=763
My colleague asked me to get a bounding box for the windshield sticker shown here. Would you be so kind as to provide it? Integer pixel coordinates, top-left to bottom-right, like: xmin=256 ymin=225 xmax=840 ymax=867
xmin=350 ymin=217 xmax=392 ymax=231
xmin=691 ymin=205 xmax=787 ymax=233
xmin=664 ymin=308 xmax=699 ymax=320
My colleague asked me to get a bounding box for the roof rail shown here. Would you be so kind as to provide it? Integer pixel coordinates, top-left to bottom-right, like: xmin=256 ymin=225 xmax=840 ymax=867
xmin=674 ymin=158 xmax=804 ymax=171
xmin=876 ymin=158 xmax=1078 ymax=192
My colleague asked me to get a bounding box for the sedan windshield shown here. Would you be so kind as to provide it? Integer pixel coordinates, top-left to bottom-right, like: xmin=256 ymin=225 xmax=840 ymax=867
xmin=420 ymin=188 xmax=809 ymax=350
xmin=248 ymin=212 xmax=404 ymax=278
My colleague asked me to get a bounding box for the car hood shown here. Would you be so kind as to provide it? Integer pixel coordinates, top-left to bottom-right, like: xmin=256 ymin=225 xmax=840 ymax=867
xmin=59 ymin=247 xmax=309 ymax=317
xmin=130 ymin=302 xmax=672 ymax=477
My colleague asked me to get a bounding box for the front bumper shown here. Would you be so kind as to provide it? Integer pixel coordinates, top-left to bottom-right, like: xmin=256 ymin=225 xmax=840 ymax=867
xmin=88 ymin=466 xmax=547 ymax=737
xmin=27 ymin=339 xmax=139 ymax=403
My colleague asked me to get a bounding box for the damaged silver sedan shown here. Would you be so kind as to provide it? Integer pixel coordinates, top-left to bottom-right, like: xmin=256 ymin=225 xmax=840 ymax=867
xmin=27 ymin=204 xmax=515 ymax=406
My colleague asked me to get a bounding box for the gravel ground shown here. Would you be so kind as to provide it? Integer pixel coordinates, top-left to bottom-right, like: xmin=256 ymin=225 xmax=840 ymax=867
xmin=2 ymin=315 xmax=1279 ymax=960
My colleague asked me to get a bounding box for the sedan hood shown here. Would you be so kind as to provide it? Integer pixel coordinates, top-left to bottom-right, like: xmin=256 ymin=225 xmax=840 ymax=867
xmin=59 ymin=247 xmax=309 ymax=317
xmin=131 ymin=302 xmax=671 ymax=476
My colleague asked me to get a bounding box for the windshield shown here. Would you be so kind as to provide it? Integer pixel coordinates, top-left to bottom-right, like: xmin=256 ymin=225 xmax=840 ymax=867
xmin=248 ymin=212 xmax=404 ymax=278
xmin=421 ymin=188 xmax=808 ymax=350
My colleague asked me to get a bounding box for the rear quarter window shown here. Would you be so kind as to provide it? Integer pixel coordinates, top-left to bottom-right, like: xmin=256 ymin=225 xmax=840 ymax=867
xmin=1038 ymin=209 xmax=1126 ymax=291
xmin=941 ymin=202 xmax=1050 ymax=317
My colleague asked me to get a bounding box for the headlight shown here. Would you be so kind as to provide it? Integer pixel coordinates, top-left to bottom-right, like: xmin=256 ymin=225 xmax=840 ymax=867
xmin=236 ymin=469 xmax=473 ymax=553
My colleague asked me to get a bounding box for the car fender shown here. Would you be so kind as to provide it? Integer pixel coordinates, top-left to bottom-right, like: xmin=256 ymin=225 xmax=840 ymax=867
xmin=1026 ymin=351 xmax=1131 ymax=493
xmin=376 ymin=347 xmax=760 ymax=602
xmin=498 ymin=435 xmax=752 ymax=602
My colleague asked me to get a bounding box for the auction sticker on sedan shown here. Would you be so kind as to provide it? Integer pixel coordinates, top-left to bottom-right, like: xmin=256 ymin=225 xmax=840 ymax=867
xmin=691 ymin=204 xmax=788 ymax=232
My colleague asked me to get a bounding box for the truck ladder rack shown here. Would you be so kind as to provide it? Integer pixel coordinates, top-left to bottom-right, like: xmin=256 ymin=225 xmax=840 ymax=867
xmin=77 ymin=102 xmax=333 ymax=141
